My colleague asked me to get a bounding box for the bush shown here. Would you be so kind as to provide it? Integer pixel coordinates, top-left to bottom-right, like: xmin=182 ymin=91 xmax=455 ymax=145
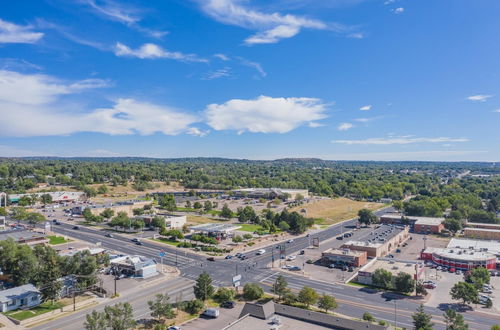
xmin=247 ymin=242 xmax=255 ymax=246
xmin=243 ymin=283 xmax=264 ymax=301
xmin=183 ymin=299 xmax=204 ymax=315
xmin=363 ymin=312 xmax=374 ymax=322
xmin=242 ymin=233 xmax=253 ymax=240
xmin=378 ymin=320 xmax=387 ymax=326
xmin=214 ymin=287 xmax=236 ymax=303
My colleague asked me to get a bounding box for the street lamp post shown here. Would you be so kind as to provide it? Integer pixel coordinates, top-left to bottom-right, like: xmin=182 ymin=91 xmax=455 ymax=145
xmin=394 ymin=300 xmax=397 ymax=329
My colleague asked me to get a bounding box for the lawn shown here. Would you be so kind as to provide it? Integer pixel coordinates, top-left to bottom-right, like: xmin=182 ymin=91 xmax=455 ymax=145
xmin=238 ymin=224 xmax=263 ymax=232
xmin=47 ymin=235 xmax=70 ymax=245
xmin=290 ymin=197 xmax=384 ymax=225
xmin=4 ymin=301 xmax=65 ymax=321
xmin=186 ymin=215 xmax=220 ymax=225
xmin=150 ymin=238 xmax=182 ymax=246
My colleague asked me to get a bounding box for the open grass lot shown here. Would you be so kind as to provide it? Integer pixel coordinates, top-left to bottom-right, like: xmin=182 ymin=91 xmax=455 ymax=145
xmin=4 ymin=301 xmax=65 ymax=321
xmin=290 ymin=197 xmax=384 ymax=225
xmin=150 ymin=238 xmax=182 ymax=246
xmin=47 ymin=235 xmax=71 ymax=245
xmin=186 ymin=215 xmax=221 ymax=225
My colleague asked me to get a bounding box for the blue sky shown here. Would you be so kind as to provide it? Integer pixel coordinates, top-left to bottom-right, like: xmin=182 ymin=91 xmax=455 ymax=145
xmin=0 ymin=0 xmax=499 ymax=161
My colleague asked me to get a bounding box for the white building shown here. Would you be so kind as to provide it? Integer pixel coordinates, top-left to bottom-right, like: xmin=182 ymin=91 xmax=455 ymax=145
xmin=110 ymin=255 xmax=158 ymax=278
xmin=9 ymin=191 xmax=85 ymax=204
xmin=0 ymin=284 xmax=41 ymax=313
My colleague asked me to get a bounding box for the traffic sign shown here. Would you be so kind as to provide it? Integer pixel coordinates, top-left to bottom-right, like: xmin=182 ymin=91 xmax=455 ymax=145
xmin=232 ymin=274 xmax=241 ymax=283
xmin=159 ymin=251 xmax=166 ymax=257
xmin=233 ymin=281 xmax=240 ymax=287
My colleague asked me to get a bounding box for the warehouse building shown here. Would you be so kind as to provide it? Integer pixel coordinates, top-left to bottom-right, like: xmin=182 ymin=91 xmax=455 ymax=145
xmin=321 ymin=248 xmax=367 ymax=267
xmin=379 ymin=213 xmax=444 ymax=233
xmin=465 ymin=222 xmax=500 ymax=230
xmin=232 ymin=188 xmax=309 ymax=200
xmin=464 ymin=227 xmax=500 ymax=240
xmin=341 ymin=224 xmax=409 ymax=258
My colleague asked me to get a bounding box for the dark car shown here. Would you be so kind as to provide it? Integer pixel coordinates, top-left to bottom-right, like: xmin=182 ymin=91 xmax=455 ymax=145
xmin=54 ymin=221 xmax=61 ymax=225
xmin=73 ymin=226 xmax=79 ymax=230
xmin=221 ymin=301 xmax=236 ymax=309
xmin=105 ymin=233 xmax=114 ymax=238
xmin=135 ymin=241 xmax=143 ymax=245
xmin=342 ymin=265 xmax=348 ymax=271
xmin=299 ymin=250 xmax=305 ymax=255
xmin=348 ymin=266 xmax=354 ymax=272
xmin=336 ymin=236 xmax=343 ymax=240
xmin=240 ymin=255 xmax=247 ymax=260
xmin=207 ymin=257 xmax=215 ymax=261
xmin=225 ymin=255 xmax=233 ymax=259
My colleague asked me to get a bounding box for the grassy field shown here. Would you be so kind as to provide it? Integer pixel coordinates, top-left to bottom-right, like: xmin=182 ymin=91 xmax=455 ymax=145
xmin=186 ymin=215 xmax=222 ymax=225
xmin=4 ymin=301 xmax=65 ymax=321
xmin=150 ymin=238 xmax=181 ymax=246
xmin=47 ymin=235 xmax=70 ymax=245
xmin=238 ymin=224 xmax=262 ymax=232
xmin=290 ymin=197 xmax=384 ymax=225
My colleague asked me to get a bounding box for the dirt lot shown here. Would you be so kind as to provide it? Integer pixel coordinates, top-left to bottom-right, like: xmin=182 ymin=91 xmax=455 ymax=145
xmin=290 ymin=197 xmax=384 ymax=225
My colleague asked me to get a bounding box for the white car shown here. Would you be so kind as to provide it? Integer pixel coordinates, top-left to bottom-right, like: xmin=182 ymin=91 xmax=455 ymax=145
xmin=168 ymin=326 xmax=181 ymax=330
xmin=287 ymin=239 xmax=294 ymax=243
xmin=256 ymin=249 xmax=266 ymax=255
xmin=287 ymin=255 xmax=296 ymax=261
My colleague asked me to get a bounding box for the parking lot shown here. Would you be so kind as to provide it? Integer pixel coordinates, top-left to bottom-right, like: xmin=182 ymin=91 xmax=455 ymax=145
xmin=180 ymin=303 xmax=244 ymax=330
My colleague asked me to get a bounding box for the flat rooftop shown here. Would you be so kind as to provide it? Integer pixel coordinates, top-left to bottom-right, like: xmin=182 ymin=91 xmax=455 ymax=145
xmin=466 ymin=222 xmax=500 ymax=229
xmin=448 ymin=238 xmax=500 ymax=254
xmin=225 ymin=314 xmax=329 ymax=330
xmin=0 ymin=230 xmax=46 ymax=241
xmin=414 ymin=217 xmax=444 ymax=226
xmin=424 ymin=247 xmax=496 ymax=262
xmin=343 ymin=224 xmax=405 ymax=248
xmin=362 ymin=258 xmax=423 ymax=275
xmin=464 ymin=227 xmax=500 ymax=233
xmin=323 ymin=248 xmax=366 ymax=257
xmin=190 ymin=223 xmax=241 ymax=233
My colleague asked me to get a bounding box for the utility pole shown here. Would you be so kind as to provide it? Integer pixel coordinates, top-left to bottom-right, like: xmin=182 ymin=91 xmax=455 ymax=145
xmin=114 ymin=276 xmax=117 ymax=296
xmin=175 ymin=248 xmax=178 ymax=266
xmin=394 ymin=300 xmax=397 ymax=329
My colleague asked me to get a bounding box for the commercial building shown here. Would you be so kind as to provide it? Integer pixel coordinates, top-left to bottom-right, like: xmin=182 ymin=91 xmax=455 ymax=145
xmin=321 ymin=248 xmax=367 ymax=267
xmin=465 ymin=222 xmax=500 ymax=230
xmin=341 ymin=224 xmax=410 ymax=257
xmin=0 ymin=284 xmax=41 ymax=313
xmin=225 ymin=301 xmax=388 ymax=330
xmin=0 ymin=230 xmax=48 ymax=246
xmin=357 ymin=258 xmax=425 ymax=286
xmin=110 ymin=255 xmax=158 ymax=278
xmin=379 ymin=213 xmax=444 ymax=233
xmin=8 ymin=191 xmax=85 ymax=204
xmin=464 ymin=227 xmax=500 ymax=240
xmin=136 ymin=214 xmax=186 ymax=229
xmin=420 ymin=238 xmax=500 ymax=270
xmin=232 ymin=188 xmax=309 ymax=200
xmin=86 ymin=200 xmax=150 ymax=217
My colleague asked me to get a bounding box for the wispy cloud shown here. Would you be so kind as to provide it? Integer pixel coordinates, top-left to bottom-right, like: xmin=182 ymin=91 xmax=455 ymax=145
xmin=493 ymin=109 xmax=500 ymax=113
xmin=359 ymin=105 xmax=372 ymax=111
xmin=186 ymin=127 xmax=210 ymax=137
xmin=83 ymin=0 xmax=167 ymax=38
xmin=347 ymin=33 xmax=364 ymax=39
xmin=198 ymin=0 xmax=351 ymax=45
xmin=332 ymin=136 xmax=469 ymax=145
xmin=467 ymin=94 xmax=493 ymax=102
xmin=237 ymin=57 xmax=266 ymax=77
xmin=202 ymin=67 xmax=232 ymax=80
xmin=114 ymin=42 xmax=207 ymax=62
xmin=205 ymin=95 xmax=328 ymax=134
xmin=392 ymin=7 xmax=404 ymax=14
xmin=337 ymin=123 xmax=353 ymax=131
xmin=214 ymin=53 xmax=230 ymax=61
xmin=0 ymin=19 xmax=43 ymax=44
xmin=354 ymin=117 xmax=380 ymax=123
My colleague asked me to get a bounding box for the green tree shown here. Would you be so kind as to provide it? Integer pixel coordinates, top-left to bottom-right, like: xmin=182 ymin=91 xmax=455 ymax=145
xmin=278 ymin=221 xmax=290 ymax=231
xmin=412 ymin=304 xmax=434 ymax=330
xmin=358 ymin=209 xmax=378 ymax=226
xmin=372 ymin=268 xmax=393 ymax=289
xmin=100 ymin=208 xmax=115 ymax=220
xmin=297 ymin=286 xmax=318 ymax=308
xmin=104 ymin=303 xmax=136 ymax=330
xmin=450 ymin=282 xmax=478 ymax=306
xmin=148 ymin=293 xmax=175 ymax=324
xmin=220 ymin=203 xmax=233 ymax=219
xmin=193 ymin=272 xmax=214 ymax=301
xmin=160 ymin=194 xmax=177 ymax=212
xmin=203 ymin=201 xmax=213 ymax=212
xmin=35 ymin=246 xmax=62 ymax=303
xmin=165 ymin=229 xmax=184 ymax=240
xmin=317 ymin=294 xmax=337 ymax=313
xmin=444 ymin=309 xmax=468 ymax=330
xmin=416 ymin=282 xmax=428 ymax=296
xmin=40 ymin=193 xmax=53 ymax=205
xmin=133 ymin=208 xmax=144 ymax=216
xmin=242 ymin=233 xmax=253 ymax=240
xmin=84 ymin=310 xmax=107 ymax=330
xmin=444 ymin=218 xmax=463 ymax=235
xmin=243 ymin=283 xmax=264 ymax=301
xmin=394 ymin=272 xmax=416 ymax=294
xmin=393 ymin=200 xmax=404 ymax=211
xmin=0 ymin=207 xmax=7 ymax=216
xmin=97 ymin=185 xmax=108 ymax=194
xmin=491 ymin=326 xmax=500 ymax=330
xmin=232 ymin=235 xmax=243 ymax=243
xmin=467 ymin=267 xmax=490 ymax=288
xmin=193 ymin=201 xmax=202 ymax=210
xmin=18 ymin=195 xmax=32 ymax=206
xmin=271 ymin=275 xmax=288 ymax=301
xmin=214 ymin=287 xmax=235 ymax=303
xmin=26 ymin=212 xmax=45 ymax=224
xmin=151 ymin=216 xmax=164 ymax=228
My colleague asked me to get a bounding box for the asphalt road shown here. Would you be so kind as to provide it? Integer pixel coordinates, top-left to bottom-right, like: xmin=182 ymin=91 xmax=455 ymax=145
xmin=43 ymin=207 xmax=500 ymax=329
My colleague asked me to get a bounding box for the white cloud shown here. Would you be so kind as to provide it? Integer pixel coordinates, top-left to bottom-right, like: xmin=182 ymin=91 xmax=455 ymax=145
xmin=205 ymin=95 xmax=328 ymax=133
xmin=393 ymin=7 xmax=404 ymax=14
xmin=186 ymin=127 xmax=210 ymax=137
xmin=359 ymin=104 xmax=372 ymax=111
xmin=384 ymin=0 xmax=396 ymax=5
xmin=332 ymin=136 xmax=469 ymax=145
xmin=0 ymin=19 xmax=43 ymax=44
xmin=337 ymin=123 xmax=353 ymax=131
xmin=83 ymin=0 xmax=167 ymax=38
xmin=202 ymin=67 xmax=232 ymax=80
xmin=347 ymin=33 xmax=364 ymax=39
xmin=467 ymin=94 xmax=492 ymax=102
xmin=237 ymin=57 xmax=266 ymax=77
xmin=199 ymin=0 xmax=332 ymax=44
xmin=308 ymin=122 xmax=324 ymax=128
xmin=114 ymin=42 xmax=207 ymax=62
xmin=493 ymin=109 xmax=500 ymax=113
xmin=0 ymin=70 xmax=198 ymax=137
xmin=354 ymin=117 xmax=378 ymax=123
xmin=214 ymin=53 xmax=230 ymax=61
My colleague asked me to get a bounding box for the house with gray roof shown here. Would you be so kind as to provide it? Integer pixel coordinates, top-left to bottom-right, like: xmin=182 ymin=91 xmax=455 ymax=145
xmin=0 ymin=284 xmax=41 ymax=312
